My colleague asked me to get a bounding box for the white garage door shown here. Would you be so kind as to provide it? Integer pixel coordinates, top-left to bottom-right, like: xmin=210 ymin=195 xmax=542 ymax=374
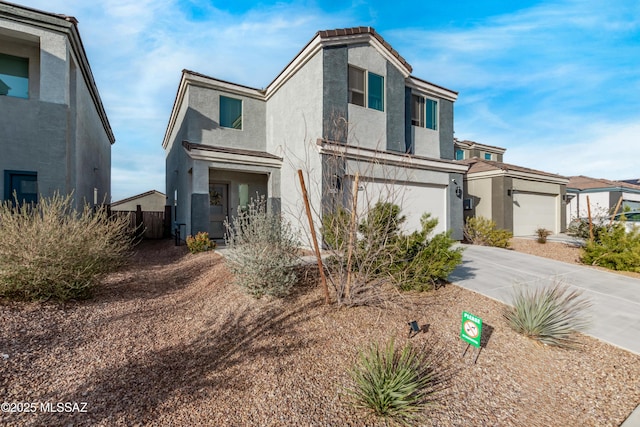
xmin=354 ymin=179 xmax=447 ymax=235
xmin=513 ymin=192 xmax=558 ymax=236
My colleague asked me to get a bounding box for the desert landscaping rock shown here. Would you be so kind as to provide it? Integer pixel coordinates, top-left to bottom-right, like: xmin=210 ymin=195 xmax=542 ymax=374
xmin=1 ymin=239 xmax=639 ymax=426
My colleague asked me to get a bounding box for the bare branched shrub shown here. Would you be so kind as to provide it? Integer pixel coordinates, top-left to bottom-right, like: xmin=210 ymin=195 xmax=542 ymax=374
xmin=0 ymin=193 xmax=134 ymax=301
xmin=281 ymin=114 xmax=463 ymax=305
xmin=224 ymin=196 xmax=300 ymax=298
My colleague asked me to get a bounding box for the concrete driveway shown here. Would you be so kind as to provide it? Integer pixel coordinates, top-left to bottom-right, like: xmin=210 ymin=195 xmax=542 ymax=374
xmin=448 ymin=244 xmax=640 ymax=355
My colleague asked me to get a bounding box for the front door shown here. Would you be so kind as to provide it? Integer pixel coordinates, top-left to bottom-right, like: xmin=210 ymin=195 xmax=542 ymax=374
xmin=209 ymin=182 xmax=228 ymax=240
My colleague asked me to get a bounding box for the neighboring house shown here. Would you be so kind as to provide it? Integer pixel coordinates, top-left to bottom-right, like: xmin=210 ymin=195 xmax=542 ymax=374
xmin=461 ymin=158 xmax=569 ymax=236
xmin=566 ymin=176 xmax=640 ymax=222
xmin=162 ymin=27 xmax=468 ymax=242
xmin=620 ymin=178 xmax=640 ymax=187
xmin=454 ymin=139 xmax=506 ymax=162
xmin=0 ymin=2 xmax=114 ymax=208
xmin=110 ymin=190 xmax=166 ymax=212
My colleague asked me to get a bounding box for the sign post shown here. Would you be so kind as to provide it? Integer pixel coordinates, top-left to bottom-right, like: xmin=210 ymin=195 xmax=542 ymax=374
xmin=460 ymin=311 xmax=483 ymax=363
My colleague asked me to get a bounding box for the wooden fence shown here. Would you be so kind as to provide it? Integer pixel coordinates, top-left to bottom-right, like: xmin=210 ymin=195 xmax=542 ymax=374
xmin=114 ymin=207 xmax=167 ymax=239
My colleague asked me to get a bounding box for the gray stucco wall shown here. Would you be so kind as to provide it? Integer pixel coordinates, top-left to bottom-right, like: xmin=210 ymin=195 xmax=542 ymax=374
xmin=346 ymin=44 xmax=387 ymax=150
xmin=186 ymin=85 xmax=266 ymax=151
xmin=73 ymin=56 xmax=112 ymax=206
xmin=448 ymin=172 xmax=464 ymax=240
xmin=0 ymin=18 xmax=112 ymax=210
xmin=267 ymin=50 xmax=324 ymax=241
xmin=322 ymin=46 xmax=348 ymax=143
xmin=438 ymin=99 xmax=454 ymax=160
xmin=0 ymin=97 xmax=67 ymax=200
xmin=385 ymin=62 xmax=405 ymax=153
xmin=492 ymin=176 xmax=513 ymax=232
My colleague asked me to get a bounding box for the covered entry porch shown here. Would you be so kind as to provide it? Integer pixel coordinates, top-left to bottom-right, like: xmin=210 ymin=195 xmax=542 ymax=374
xmin=183 ymin=143 xmax=282 ymax=241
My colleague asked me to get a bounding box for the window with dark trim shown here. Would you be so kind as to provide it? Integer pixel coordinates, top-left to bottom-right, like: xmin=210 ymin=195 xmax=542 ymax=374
xmin=0 ymin=53 xmax=29 ymax=99
xmin=220 ymin=95 xmax=242 ymax=129
xmin=411 ymin=95 xmax=424 ymax=127
xmin=348 ymin=65 xmax=384 ymax=111
xmin=348 ymin=66 xmax=365 ymax=107
xmin=4 ymin=170 xmax=37 ymax=204
xmin=411 ymin=94 xmax=438 ymax=130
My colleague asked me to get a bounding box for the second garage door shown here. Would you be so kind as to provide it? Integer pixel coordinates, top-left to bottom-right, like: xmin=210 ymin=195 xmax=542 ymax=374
xmin=512 ymin=192 xmax=558 ymax=236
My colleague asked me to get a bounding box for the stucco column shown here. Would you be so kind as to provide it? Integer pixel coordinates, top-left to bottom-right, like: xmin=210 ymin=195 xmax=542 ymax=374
xmin=39 ymin=34 xmax=68 ymax=104
xmin=190 ymin=162 xmax=209 ymax=235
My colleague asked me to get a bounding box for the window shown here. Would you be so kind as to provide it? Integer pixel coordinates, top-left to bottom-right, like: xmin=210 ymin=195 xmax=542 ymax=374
xmin=348 ymin=66 xmax=384 ymax=111
xmin=425 ymin=98 xmax=438 ymax=130
xmin=4 ymin=170 xmax=37 ymax=204
xmin=484 ymin=153 xmax=492 ymax=160
xmin=368 ymin=72 xmax=384 ymax=111
xmin=455 ymin=149 xmax=464 ymax=160
xmin=348 ymin=66 xmax=365 ymax=107
xmin=220 ymin=95 xmax=242 ymax=129
xmin=239 ymin=184 xmax=249 ymax=210
xmin=0 ymin=53 xmax=29 ymax=99
xmin=411 ymin=95 xmax=424 ymax=127
xmin=411 ymin=94 xmax=438 ymax=130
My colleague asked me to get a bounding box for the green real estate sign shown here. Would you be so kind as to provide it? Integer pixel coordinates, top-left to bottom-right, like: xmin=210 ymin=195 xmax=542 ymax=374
xmin=460 ymin=311 xmax=483 ymax=348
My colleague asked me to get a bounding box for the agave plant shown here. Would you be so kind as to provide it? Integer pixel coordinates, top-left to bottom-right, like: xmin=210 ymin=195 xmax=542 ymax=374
xmin=347 ymin=338 xmax=440 ymax=425
xmin=503 ymin=283 xmax=591 ymax=348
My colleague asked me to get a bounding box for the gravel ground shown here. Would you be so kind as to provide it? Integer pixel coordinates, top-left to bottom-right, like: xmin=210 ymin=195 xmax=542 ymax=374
xmin=1 ymin=239 xmax=639 ymax=426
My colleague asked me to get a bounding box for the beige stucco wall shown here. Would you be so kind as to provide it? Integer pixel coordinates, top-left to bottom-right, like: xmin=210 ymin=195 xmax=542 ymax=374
xmin=111 ymin=192 xmax=166 ymax=212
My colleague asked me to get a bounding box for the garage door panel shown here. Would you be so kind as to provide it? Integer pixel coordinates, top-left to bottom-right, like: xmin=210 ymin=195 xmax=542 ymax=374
xmin=353 ymin=179 xmax=447 ymax=235
xmin=513 ymin=192 xmax=557 ymax=236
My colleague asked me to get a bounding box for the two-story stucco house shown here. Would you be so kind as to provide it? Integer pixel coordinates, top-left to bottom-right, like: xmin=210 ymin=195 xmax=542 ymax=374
xmin=0 ymin=1 xmax=114 ymax=208
xmin=163 ymin=27 xmax=468 ymax=242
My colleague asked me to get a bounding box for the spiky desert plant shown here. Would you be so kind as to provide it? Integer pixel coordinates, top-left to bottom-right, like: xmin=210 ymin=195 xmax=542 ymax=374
xmin=503 ymin=283 xmax=591 ymax=348
xmin=347 ymin=338 xmax=440 ymax=425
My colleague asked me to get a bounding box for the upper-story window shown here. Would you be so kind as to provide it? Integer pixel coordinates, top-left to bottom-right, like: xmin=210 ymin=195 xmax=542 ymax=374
xmin=0 ymin=53 xmax=29 ymax=99
xmin=348 ymin=66 xmax=384 ymax=112
xmin=220 ymin=95 xmax=242 ymax=129
xmin=484 ymin=153 xmax=492 ymax=160
xmin=455 ymin=149 xmax=465 ymax=160
xmin=411 ymin=94 xmax=438 ymax=130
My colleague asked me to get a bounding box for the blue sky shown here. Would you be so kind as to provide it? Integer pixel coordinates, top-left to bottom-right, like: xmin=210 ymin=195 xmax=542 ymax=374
xmin=16 ymin=0 xmax=640 ymax=201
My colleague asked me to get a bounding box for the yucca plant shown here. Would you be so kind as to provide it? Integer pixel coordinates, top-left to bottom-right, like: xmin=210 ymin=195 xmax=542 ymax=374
xmin=503 ymin=283 xmax=591 ymax=348
xmin=347 ymin=338 xmax=439 ymax=425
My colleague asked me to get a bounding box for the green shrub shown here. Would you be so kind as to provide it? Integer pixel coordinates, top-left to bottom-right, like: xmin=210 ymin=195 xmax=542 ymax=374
xmin=0 ymin=193 xmax=134 ymax=301
xmin=581 ymin=223 xmax=640 ymax=272
xmin=321 ymin=206 xmax=351 ymax=249
xmin=536 ymin=227 xmax=552 ymax=243
xmin=321 ymin=203 xmax=463 ymax=301
xmin=463 ymin=216 xmax=512 ymax=248
xmin=347 ymin=338 xmax=440 ymax=425
xmin=389 ymin=214 xmax=463 ymax=291
xmin=503 ymin=283 xmax=591 ymax=348
xmin=357 ymin=202 xmax=406 ymax=277
xmin=186 ymin=231 xmax=215 ymax=254
xmin=224 ymin=197 xmax=299 ymax=298
xmin=567 ymin=217 xmax=609 ymax=242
